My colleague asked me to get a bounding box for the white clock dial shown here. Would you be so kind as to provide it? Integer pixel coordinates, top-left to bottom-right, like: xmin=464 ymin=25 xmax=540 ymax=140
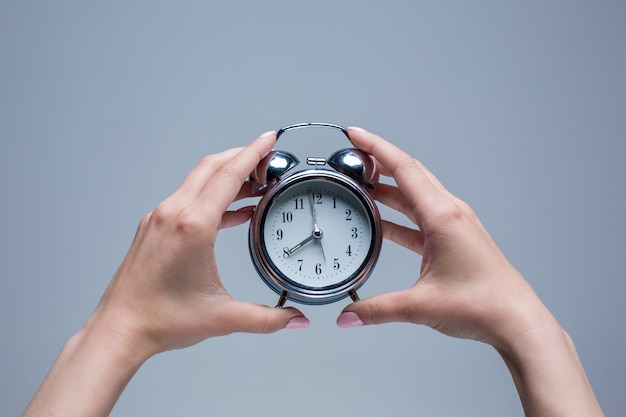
xmin=261 ymin=178 xmax=373 ymax=288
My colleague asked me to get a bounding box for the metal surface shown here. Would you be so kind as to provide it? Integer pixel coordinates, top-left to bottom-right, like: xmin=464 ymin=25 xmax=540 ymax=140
xmin=250 ymin=150 xmax=299 ymax=192
xmin=276 ymin=122 xmax=350 ymax=141
xmin=249 ymin=169 xmax=382 ymax=305
xmin=248 ymin=122 xmax=383 ymax=305
xmin=251 ymin=122 xmax=378 ymax=191
xmin=327 ymin=148 xmax=379 ymax=189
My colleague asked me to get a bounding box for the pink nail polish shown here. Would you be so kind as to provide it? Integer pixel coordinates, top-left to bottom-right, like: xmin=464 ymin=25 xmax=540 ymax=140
xmin=286 ymin=316 xmax=310 ymax=329
xmin=347 ymin=126 xmax=367 ymax=133
xmin=337 ymin=311 xmax=364 ymax=328
xmin=260 ymin=130 xmax=276 ymax=138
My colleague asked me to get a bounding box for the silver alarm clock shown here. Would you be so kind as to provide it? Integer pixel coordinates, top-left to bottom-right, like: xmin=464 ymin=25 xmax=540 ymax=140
xmin=248 ymin=123 xmax=383 ymax=307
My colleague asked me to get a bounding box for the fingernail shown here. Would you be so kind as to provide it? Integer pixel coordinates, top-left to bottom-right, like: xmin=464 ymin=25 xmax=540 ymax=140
xmin=336 ymin=311 xmax=364 ymax=328
xmin=260 ymin=130 xmax=276 ymax=139
xmin=236 ymin=205 xmax=255 ymax=212
xmin=347 ymin=126 xmax=367 ymax=133
xmin=286 ymin=316 xmax=310 ymax=329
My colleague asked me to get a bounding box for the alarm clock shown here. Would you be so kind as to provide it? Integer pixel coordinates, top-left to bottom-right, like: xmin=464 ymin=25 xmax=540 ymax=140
xmin=248 ymin=122 xmax=383 ymax=307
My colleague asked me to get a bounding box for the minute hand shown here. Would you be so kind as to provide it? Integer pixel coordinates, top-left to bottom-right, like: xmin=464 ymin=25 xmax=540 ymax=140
xmin=309 ymin=191 xmax=326 ymax=261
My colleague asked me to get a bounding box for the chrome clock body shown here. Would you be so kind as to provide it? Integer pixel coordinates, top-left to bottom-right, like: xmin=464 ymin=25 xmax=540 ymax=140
xmin=248 ymin=123 xmax=383 ymax=306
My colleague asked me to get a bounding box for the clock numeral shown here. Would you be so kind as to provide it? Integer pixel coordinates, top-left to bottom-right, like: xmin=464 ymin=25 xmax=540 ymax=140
xmin=315 ymin=263 xmax=322 ymax=275
xmin=345 ymin=209 xmax=352 ymax=221
xmin=333 ymin=258 xmax=340 ymax=270
xmin=282 ymin=211 xmax=293 ymax=223
xmin=282 ymin=247 xmax=290 ymax=258
xmin=314 ymin=193 xmax=323 ymax=204
xmin=294 ymin=198 xmax=304 ymax=210
xmin=276 ymin=229 xmax=284 ymax=240
xmin=351 ymin=227 xmax=358 ymax=239
xmin=297 ymin=259 xmax=303 ymax=271
xmin=346 ymin=245 xmax=352 ymax=256
xmin=332 ymin=197 xmax=337 ymax=209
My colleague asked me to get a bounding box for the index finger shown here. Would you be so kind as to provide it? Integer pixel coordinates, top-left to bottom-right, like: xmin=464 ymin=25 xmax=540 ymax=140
xmin=347 ymin=127 xmax=454 ymax=230
xmin=193 ymin=130 xmax=277 ymax=223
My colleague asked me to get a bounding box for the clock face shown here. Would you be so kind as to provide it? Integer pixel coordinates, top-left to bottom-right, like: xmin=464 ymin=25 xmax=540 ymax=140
xmin=249 ymin=168 xmax=382 ymax=305
xmin=259 ymin=174 xmax=376 ymax=291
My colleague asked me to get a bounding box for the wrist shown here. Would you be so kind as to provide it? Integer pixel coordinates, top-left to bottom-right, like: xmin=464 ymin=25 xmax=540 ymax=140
xmin=80 ymin=306 xmax=157 ymax=369
xmin=490 ymin=286 xmax=604 ymax=416
xmin=22 ymin=310 xmax=153 ymax=417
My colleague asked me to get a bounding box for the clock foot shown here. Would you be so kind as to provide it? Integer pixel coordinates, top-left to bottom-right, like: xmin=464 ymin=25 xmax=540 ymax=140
xmin=348 ymin=289 xmax=360 ymax=302
xmin=275 ymin=290 xmax=290 ymax=308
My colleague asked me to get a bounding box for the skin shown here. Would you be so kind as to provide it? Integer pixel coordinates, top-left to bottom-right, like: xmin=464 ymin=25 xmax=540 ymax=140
xmin=22 ymin=131 xmax=309 ymax=417
xmin=337 ymin=127 xmax=605 ymax=417
xmin=22 ymin=128 xmax=604 ymax=417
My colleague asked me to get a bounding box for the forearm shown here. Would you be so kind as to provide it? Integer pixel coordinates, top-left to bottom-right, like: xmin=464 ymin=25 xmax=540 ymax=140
xmin=495 ymin=308 xmax=604 ymax=417
xmin=22 ymin=318 xmax=150 ymax=417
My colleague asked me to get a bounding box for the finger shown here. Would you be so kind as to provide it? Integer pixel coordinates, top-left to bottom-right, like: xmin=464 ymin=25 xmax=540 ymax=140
xmin=336 ymin=290 xmax=416 ymax=327
xmin=368 ymin=138 xmax=454 ymax=200
xmin=374 ymin=154 xmax=457 ymax=204
xmin=217 ymin=182 xmax=261 ymax=229
xmin=219 ymin=206 xmax=255 ymax=229
xmin=373 ymin=183 xmax=419 ymax=225
xmin=371 ymin=155 xmax=393 ymax=178
xmin=165 ymin=147 xmax=245 ymax=210
xmin=193 ymin=131 xmax=276 ymax=225
xmin=232 ymin=181 xmax=256 ymax=202
xmin=337 ymin=287 xmax=435 ymax=328
xmin=412 ymin=158 xmax=463 ymax=204
xmin=371 ymin=144 xmax=472 ymax=229
xmin=222 ymin=302 xmax=310 ymax=333
xmin=348 ymin=127 xmax=455 ymax=229
xmin=382 ymin=220 xmax=424 ymax=255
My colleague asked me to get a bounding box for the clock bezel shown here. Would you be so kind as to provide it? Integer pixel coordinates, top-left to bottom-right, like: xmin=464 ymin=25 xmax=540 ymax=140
xmin=249 ymin=168 xmax=382 ymax=305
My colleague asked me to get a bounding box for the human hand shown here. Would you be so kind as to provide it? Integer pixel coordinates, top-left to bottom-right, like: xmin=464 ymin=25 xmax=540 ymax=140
xmin=22 ymin=131 xmax=311 ymax=417
xmin=336 ymin=128 xmax=605 ymax=417
xmin=90 ymin=131 xmax=309 ymax=358
xmin=336 ymin=128 xmax=549 ymax=348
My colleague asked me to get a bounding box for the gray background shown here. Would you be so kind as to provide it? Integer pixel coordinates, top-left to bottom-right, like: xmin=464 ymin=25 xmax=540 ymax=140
xmin=1 ymin=1 xmax=624 ymax=416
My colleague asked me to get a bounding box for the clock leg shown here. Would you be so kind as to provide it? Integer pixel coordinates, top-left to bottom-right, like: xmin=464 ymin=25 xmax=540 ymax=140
xmin=348 ymin=289 xmax=360 ymax=302
xmin=275 ymin=290 xmax=290 ymax=308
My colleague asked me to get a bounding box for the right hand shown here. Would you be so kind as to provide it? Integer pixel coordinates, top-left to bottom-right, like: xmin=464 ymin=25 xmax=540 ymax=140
xmin=337 ymin=128 xmax=605 ymax=417
xmin=337 ymin=127 xmax=550 ymax=349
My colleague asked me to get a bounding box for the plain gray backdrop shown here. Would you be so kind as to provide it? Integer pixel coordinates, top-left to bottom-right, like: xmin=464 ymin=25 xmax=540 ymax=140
xmin=1 ymin=1 xmax=624 ymax=416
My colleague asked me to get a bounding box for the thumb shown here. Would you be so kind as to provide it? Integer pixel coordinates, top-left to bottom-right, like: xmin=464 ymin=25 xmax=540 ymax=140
xmin=223 ymin=302 xmax=310 ymax=333
xmin=336 ymin=289 xmax=429 ymax=328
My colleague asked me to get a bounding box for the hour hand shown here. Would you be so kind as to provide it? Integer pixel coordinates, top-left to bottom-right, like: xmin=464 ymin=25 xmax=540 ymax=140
xmin=287 ymin=233 xmax=315 ymax=255
xmin=287 ymin=226 xmax=325 ymax=257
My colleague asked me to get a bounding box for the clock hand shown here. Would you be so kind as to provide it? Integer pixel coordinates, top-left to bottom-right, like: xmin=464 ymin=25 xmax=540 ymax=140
xmin=314 ymin=226 xmax=326 ymax=261
xmin=288 ymin=227 xmax=325 ymax=256
xmin=288 ymin=233 xmax=315 ymax=255
xmin=309 ymin=191 xmax=321 ymax=229
xmin=309 ymin=191 xmax=327 ymax=261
